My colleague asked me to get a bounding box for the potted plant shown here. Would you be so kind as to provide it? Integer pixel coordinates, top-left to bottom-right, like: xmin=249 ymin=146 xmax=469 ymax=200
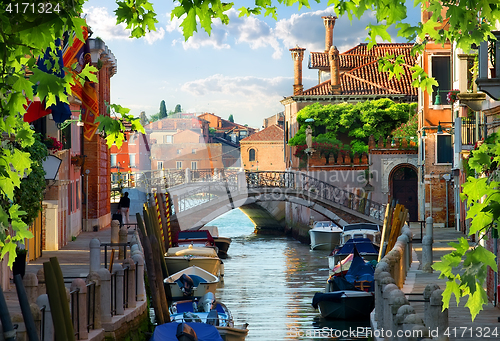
xmin=12 ymin=247 xmax=28 ymax=279
xmin=43 ymin=136 xmax=63 ymax=152
xmin=447 ymin=89 xmax=460 ymax=104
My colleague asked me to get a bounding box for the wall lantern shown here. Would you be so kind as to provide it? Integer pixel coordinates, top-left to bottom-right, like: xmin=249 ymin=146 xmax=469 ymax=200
xmin=42 ymin=155 xmax=62 ymax=180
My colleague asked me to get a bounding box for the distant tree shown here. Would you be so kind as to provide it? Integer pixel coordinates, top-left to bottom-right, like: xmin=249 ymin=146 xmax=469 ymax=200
xmin=174 ymin=104 xmax=182 ymax=113
xmin=149 ymin=112 xmax=161 ymax=122
xmin=159 ymin=100 xmax=167 ymax=119
xmin=228 ymin=114 xmax=234 ymax=123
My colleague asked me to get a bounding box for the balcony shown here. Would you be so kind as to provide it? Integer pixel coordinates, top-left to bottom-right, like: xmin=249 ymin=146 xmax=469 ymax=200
xmin=476 ymin=31 xmax=500 ymax=100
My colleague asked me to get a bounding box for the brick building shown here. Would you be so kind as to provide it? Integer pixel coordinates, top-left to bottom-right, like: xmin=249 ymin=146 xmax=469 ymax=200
xmin=198 ymin=112 xmax=256 ymax=143
xmin=240 ymin=125 xmax=285 ymax=171
xmin=147 ymin=114 xmax=224 ymax=171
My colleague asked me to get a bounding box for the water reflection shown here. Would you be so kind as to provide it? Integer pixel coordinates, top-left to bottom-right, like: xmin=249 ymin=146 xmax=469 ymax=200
xmin=209 ymin=209 xmax=370 ymax=341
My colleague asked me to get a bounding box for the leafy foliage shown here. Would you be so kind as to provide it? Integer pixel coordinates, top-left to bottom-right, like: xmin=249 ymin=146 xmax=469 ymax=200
xmin=228 ymin=114 xmax=234 ymax=123
xmin=96 ymin=103 xmax=146 ymax=149
xmin=288 ymin=99 xmax=414 ymax=154
xmin=174 ymin=104 xmax=182 ymax=113
xmin=391 ymin=109 xmax=418 ymax=139
xmin=433 ymin=132 xmax=500 ymax=320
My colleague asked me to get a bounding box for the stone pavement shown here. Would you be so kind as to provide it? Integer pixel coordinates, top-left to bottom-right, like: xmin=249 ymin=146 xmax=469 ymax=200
xmin=2 ymin=217 xmax=145 ymax=341
xmin=406 ymin=226 xmax=500 ymax=340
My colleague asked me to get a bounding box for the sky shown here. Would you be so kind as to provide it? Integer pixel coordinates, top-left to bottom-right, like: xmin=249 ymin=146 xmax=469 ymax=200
xmin=83 ymin=1 xmax=421 ymax=129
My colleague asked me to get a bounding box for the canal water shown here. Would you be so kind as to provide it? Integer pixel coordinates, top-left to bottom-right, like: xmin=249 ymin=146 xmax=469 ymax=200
xmin=209 ymin=209 xmax=371 ymax=341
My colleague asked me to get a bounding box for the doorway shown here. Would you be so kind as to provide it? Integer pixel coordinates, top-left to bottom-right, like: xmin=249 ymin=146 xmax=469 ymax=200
xmin=390 ymin=165 xmax=418 ymax=222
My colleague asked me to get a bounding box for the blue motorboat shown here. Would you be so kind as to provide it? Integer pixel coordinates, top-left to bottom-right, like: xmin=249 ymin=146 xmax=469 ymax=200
xmin=151 ymin=321 xmax=223 ymax=341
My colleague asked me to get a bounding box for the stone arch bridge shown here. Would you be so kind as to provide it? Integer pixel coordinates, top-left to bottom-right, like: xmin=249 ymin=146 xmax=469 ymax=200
xmin=127 ymin=170 xmax=385 ymax=231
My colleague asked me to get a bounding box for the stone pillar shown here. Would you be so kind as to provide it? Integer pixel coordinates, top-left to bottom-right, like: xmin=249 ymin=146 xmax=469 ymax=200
xmin=237 ymin=171 xmax=246 ymax=191
xmin=185 ymin=168 xmax=191 ymax=183
xmin=30 ymin=303 xmax=41 ymax=340
xmin=111 ymin=220 xmax=120 ymax=244
xmin=402 ymin=314 xmax=427 ymax=341
xmin=423 ymin=284 xmax=440 ymax=327
xmin=36 ymin=294 xmax=54 ymax=341
xmin=37 ymin=268 xmax=45 ymax=297
xmin=89 ymin=238 xmax=101 ymax=273
xmin=70 ymin=279 xmax=88 ymax=340
xmin=383 ymin=283 xmax=399 ymax=331
xmin=97 ymin=268 xmax=111 ymax=323
xmin=375 ymin=271 xmax=393 ymax=325
xmin=426 ymin=216 xmax=433 ymax=239
xmin=11 ymin=314 xmax=26 ymax=341
xmin=118 ymin=226 xmax=128 ymax=260
xmin=427 ymin=289 xmax=449 ymax=341
xmin=113 ymin=264 xmax=125 ymax=315
xmin=86 ymin=272 xmax=102 ymax=329
xmin=22 ymin=273 xmax=38 ymax=304
xmin=389 ymin=290 xmax=408 ymax=338
xmin=422 ymin=235 xmax=433 ymax=273
xmin=122 ymin=258 xmax=136 ymax=308
xmin=132 ymin=254 xmax=145 ymax=301
xmin=395 ymin=305 xmax=415 ymax=341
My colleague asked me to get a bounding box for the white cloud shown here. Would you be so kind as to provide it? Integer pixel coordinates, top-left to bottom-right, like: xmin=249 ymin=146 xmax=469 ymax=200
xmin=144 ymin=27 xmax=166 ymax=45
xmin=181 ymin=74 xmax=292 ymax=98
xmin=83 ymin=6 xmax=130 ymax=41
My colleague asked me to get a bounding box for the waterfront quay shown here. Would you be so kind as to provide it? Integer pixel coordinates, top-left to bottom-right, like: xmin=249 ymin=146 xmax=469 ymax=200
xmin=372 ymin=225 xmax=500 ymax=341
xmin=1 ymin=218 xmax=148 ymax=341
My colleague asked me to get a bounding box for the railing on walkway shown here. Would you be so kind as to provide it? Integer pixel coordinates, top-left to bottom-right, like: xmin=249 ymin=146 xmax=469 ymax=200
xmin=461 ymin=117 xmax=485 ymax=146
xmin=110 ymin=272 xmax=117 ymax=316
xmin=70 ymin=288 xmax=81 ymax=338
xmin=101 ymin=242 xmax=130 ymax=269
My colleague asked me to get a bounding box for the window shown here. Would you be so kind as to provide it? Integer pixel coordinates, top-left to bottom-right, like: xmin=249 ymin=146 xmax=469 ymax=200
xmin=431 ymin=55 xmax=451 ymax=105
xmin=436 ymin=134 xmax=453 ymax=164
xmin=69 ymin=181 xmax=73 ymax=212
xmin=177 ymin=149 xmax=182 ymax=154
xmin=110 ymin=154 xmax=117 ymax=167
xmin=163 ymin=135 xmax=173 ymax=144
xmin=157 ymin=161 xmax=163 ymax=170
xmin=192 ymin=149 xmax=196 ymax=154
xmin=249 ymin=148 xmax=256 ymax=161
xmin=76 ymin=179 xmax=80 ymax=210
xmin=129 ymin=133 xmax=137 ymax=145
xmin=129 ymin=153 xmax=136 ymax=167
xmin=176 ymin=161 xmax=182 ymax=169
xmin=191 ymin=161 xmax=197 ymax=170
xmin=240 ymin=131 xmax=247 ymax=136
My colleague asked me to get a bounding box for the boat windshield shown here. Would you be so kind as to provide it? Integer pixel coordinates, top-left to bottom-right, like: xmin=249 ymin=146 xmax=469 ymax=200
xmin=314 ymin=221 xmax=333 ymax=228
xmin=343 ymin=223 xmax=379 ymax=232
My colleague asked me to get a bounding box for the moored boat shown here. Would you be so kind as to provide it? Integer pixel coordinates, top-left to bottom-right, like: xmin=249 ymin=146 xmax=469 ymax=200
xmin=308 ymin=221 xmax=343 ymax=250
xmin=201 ymin=226 xmax=232 ymax=259
xmin=328 ymin=237 xmax=379 ymax=271
xmin=164 ymin=265 xmax=219 ymax=301
xmin=312 ymin=290 xmax=374 ymax=320
xmin=165 ymin=245 xmax=222 ymax=277
xmin=341 ymin=222 xmax=381 ymax=245
xmin=169 ymin=292 xmax=249 ymax=341
xmin=151 ymin=321 xmax=223 ymax=341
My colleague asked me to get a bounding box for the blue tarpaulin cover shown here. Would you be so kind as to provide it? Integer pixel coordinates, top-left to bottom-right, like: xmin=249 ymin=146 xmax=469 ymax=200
xmin=344 ymin=246 xmax=375 ymax=283
xmin=336 ymin=238 xmax=378 ymax=255
xmin=152 ymin=322 xmax=223 ymax=341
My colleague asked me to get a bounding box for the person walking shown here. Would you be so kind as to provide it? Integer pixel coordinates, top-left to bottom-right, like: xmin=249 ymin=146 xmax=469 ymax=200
xmin=118 ymin=192 xmax=131 ymax=226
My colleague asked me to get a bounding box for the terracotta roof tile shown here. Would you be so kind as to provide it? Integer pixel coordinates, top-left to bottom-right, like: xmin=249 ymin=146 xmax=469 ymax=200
xmin=240 ymin=125 xmax=283 ymax=142
xmin=302 ymin=59 xmax=417 ymax=97
xmin=309 ymin=43 xmax=416 ymax=70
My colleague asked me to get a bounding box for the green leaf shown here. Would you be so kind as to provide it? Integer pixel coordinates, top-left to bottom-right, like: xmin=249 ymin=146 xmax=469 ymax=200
xmin=0 ymin=241 xmax=17 ymax=268
xmin=464 ymin=283 xmax=488 ymax=321
xmin=442 ymin=278 xmax=461 ymax=309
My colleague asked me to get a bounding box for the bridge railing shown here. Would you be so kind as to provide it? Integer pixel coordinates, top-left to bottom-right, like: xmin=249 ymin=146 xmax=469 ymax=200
xmin=245 ymin=171 xmax=385 ymax=221
xmin=176 ymin=181 xmax=239 ymax=213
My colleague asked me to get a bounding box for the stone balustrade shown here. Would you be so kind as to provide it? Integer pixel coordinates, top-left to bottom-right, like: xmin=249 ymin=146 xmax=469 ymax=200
xmin=373 ymin=224 xmax=449 ymax=341
xmin=29 ymin=236 xmax=146 ymax=340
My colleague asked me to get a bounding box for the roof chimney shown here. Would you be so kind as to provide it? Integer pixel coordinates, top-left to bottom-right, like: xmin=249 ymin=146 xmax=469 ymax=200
xmin=329 ymin=46 xmax=341 ymax=94
xmin=322 ymin=15 xmax=337 ymax=52
xmin=290 ymin=46 xmax=306 ymax=95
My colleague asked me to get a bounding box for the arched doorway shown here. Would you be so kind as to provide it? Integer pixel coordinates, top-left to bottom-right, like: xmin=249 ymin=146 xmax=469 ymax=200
xmin=390 ymin=165 xmax=418 ymax=222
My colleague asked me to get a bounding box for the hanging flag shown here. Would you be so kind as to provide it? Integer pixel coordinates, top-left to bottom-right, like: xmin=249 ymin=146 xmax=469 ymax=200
xmin=34 ymin=38 xmax=72 ymax=124
xmin=23 ymin=98 xmax=52 ymax=123
xmin=62 ymin=26 xmax=100 ymax=140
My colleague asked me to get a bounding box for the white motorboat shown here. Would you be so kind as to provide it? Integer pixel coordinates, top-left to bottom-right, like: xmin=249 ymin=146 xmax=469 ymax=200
xmin=308 ymin=221 xmax=342 ymax=250
xmin=164 ymin=265 xmax=219 ymax=301
xmin=341 ymin=223 xmax=381 ymax=246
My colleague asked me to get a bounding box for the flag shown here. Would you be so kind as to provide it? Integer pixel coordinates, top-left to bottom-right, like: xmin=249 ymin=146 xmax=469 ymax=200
xmin=23 ymin=98 xmax=52 ymax=123
xmin=63 ymin=26 xmax=100 ymax=140
xmin=35 ymin=38 xmax=72 ymax=123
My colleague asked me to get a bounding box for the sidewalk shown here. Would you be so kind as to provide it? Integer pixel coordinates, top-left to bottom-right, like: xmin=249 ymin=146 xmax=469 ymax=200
xmin=406 ymin=226 xmax=500 ymax=340
xmin=2 ymin=216 xmax=146 ymax=340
